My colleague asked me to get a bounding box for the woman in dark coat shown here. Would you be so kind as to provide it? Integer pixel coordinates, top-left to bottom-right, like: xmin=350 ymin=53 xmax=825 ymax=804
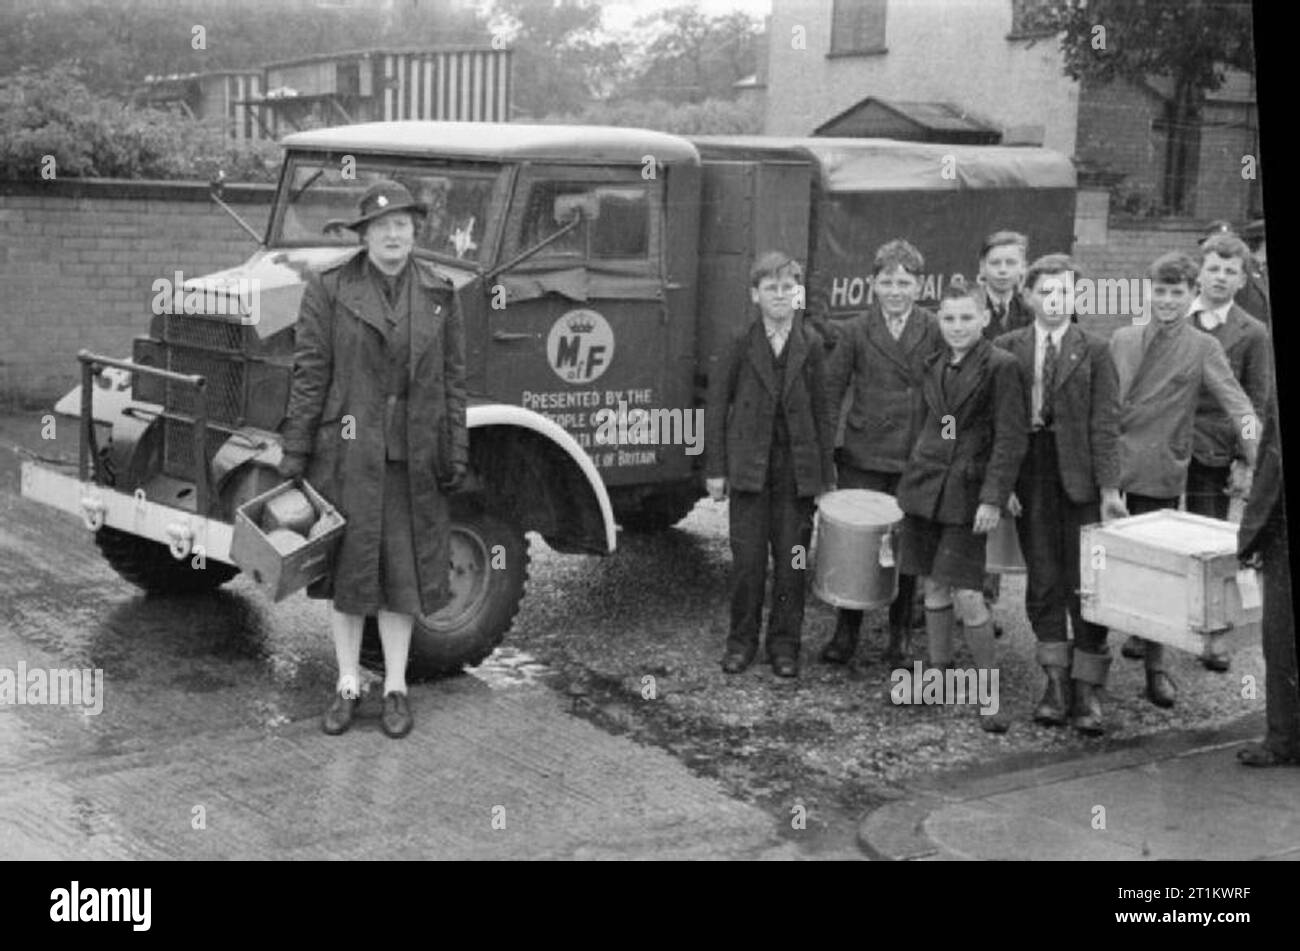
xmin=279 ymin=180 xmax=469 ymax=739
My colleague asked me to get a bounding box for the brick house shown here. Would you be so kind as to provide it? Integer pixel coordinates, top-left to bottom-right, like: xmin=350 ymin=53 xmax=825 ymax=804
xmin=764 ymin=0 xmax=1261 ymax=223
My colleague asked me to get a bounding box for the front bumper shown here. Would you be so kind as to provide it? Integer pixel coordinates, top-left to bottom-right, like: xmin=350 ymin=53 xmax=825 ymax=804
xmin=20 ymin=461 xmax=237 ymax=565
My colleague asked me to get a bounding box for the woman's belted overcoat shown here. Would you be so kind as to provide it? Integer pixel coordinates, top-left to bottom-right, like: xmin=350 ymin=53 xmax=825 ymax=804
xmin=280 ymin=250 xmax=469 ymax=615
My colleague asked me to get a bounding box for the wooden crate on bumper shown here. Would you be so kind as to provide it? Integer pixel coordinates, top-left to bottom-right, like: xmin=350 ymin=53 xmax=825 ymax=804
xmin=1079 ymin=510 xmax=1262 ymax=655
xmin=231 ymin=479 xmax=345 ymax=602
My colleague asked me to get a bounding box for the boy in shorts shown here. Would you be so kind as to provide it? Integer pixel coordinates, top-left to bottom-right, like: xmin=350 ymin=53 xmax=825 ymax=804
xmin=896 ymin=280 xmax=1029 ymax=731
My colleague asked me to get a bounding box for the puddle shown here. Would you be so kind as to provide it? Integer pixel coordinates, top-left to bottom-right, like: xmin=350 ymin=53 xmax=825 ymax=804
xmin=468 ymin=646 xmax=551 ymax=690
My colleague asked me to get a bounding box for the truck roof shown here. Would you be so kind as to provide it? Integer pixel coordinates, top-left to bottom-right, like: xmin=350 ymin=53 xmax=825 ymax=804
xmin=282 ymin=121 xmax=700 ymax=165
xmin=690 ymin=136 xmax=1075 ymax=191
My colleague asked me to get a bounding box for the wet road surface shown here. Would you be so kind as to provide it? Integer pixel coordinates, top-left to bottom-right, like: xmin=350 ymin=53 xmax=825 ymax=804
xmin=0 ymin=412 xmax=854 ymax=859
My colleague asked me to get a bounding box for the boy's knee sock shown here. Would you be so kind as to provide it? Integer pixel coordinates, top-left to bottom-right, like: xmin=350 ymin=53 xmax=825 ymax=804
xmin=965 ymin=620 xmax=998 ymax=671
xmin=925 ymin=605 xmax=955 ymax=668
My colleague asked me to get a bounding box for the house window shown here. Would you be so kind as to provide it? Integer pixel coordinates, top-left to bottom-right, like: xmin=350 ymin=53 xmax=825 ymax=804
xmin=1009 ymin=0 xmax=1062 ymax=39
xmin=829 ymin=0 xmax=887 ymax=57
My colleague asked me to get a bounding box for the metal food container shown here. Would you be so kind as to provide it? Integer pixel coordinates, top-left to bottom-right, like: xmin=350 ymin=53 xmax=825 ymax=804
xmin=230 ymin=479 xmax=345 ymax=602
xmin=812 ymin=489 xmax=904 ymax=610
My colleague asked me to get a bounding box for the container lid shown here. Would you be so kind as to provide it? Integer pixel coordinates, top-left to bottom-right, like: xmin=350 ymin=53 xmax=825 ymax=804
xmin=1106 ymin=510 xmax=1236 ymax=555
xmin=818 ymin=489 xmax=903 ymax=526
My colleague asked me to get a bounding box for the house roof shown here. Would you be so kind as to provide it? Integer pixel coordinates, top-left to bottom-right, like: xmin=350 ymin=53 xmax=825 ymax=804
xmin=815 ymin=98 xmax=1000 ymax=139
xmin=281 ymin=121 xmax=700 ymax=165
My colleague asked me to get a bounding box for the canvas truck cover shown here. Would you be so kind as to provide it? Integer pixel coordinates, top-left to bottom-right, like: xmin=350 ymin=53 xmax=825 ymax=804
xmin=691 ymin=136 xmax=1077 ymax=320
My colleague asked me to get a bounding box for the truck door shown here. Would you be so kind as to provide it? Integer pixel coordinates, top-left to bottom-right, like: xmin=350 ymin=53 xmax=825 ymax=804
xmin=485 ymin=164 xmax=668 ymax=486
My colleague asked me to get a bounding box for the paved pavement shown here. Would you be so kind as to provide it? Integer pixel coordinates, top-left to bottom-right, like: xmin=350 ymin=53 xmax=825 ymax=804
xmin=0 ymin=663 xmax=825 ymax=860
xmin=859 ymin=712 xmax=1300 ymax=860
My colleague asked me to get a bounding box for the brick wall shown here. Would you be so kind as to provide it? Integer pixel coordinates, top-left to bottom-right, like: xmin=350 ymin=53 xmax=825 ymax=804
xmin=1071 ymin=217 xmax=1204 ymax=339
xmin=0 ymin=179 xmax=273 ymax=407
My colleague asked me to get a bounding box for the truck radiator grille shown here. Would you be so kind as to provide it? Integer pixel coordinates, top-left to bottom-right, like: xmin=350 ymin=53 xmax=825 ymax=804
xmin=163 ymin=313 xmax=245 ymax=352
xmin=165 ymin=347 xmax=244 ymax=425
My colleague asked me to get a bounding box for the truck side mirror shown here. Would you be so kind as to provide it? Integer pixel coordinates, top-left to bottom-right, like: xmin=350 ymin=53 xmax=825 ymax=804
xmin=553 ymin=192 xmax=600 ymax=225
xmin=210 ymin=170 xmax=227 ymax=202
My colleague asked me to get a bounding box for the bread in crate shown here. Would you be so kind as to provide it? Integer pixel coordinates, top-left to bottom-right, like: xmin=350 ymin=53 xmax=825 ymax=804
xmin=1079 ymin=509 xmax=1262 ymax=655
xmin=230 ymin=479 xmax=345 ymax=601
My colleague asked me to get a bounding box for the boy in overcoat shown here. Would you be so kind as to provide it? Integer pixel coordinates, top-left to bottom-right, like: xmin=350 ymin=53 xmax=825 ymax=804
xmin=706 ymin=252 xmax=837 ymax=678
xmin=822 ymin=239 xmax=943 ymax=667
xmin=896 ymin=280 xmax=1029 ymax=731
xmin=994 ymin=255 xmax=1127 ymax=734
xmin=1109 ymin=252 xmax=1258 ymax=709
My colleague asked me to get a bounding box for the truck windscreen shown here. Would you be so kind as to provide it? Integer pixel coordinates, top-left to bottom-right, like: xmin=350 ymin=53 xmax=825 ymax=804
xmin=271 ymin=155 xmax=503 ymax=265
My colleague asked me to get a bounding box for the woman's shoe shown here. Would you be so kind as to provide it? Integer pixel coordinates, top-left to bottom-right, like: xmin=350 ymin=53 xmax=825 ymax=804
xmin=322 ymin=692 xmax=360 ymax=735
xmin=382 ymin=691 xmax=414 ymax=738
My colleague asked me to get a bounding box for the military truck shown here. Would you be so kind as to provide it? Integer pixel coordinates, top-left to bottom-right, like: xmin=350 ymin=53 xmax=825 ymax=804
xmin=20 ymin=121 xmax=1075 ymax=677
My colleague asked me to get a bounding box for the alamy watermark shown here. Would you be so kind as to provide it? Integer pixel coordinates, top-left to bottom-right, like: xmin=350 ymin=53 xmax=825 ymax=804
xmin=151 ymin=270 xmax=261 ymax=325
xmin=592 ymin=401 xmax=704 ymax=456
xmin=890 ymin=662 xmax=1000 ymax=717
xmin=0 ymin=663 xmax=104 ymax=715
xmin=1042 ymin=274 xmax=1151 ymax=321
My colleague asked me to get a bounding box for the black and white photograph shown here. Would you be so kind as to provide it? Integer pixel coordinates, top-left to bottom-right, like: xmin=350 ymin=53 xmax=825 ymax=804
xmin=0 ymin=0 xmax=1294 ymax=893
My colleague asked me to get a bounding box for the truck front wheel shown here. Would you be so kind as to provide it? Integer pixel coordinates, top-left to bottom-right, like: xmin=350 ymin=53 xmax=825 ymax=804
xmin=361 ymin=503 xmax=529 ymax=679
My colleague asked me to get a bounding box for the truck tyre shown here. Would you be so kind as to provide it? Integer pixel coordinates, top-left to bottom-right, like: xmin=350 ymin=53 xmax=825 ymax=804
xmin=361 ymin=504 xmax=529 ymax=679
xmin=94 ymin=526 xmax=240 ymax=595
xmin=617 ymin=486 xmax=701 ymax=533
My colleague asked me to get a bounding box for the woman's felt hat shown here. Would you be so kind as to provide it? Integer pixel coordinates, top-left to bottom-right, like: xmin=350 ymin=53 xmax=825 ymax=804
xmin=329 ymin=179 xmax=427 ymax=233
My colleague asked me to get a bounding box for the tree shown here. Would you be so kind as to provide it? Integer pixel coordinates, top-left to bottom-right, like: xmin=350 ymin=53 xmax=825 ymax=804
xmin=623 ymin=6 xmax=760 ymax=104
xmin=0 ymin=0 xmax=483 ymax=97
xmin=488 ymin=0 xmax=622 ymax=119
xmin=1048 ymin=0 xmax=1255 ymax=215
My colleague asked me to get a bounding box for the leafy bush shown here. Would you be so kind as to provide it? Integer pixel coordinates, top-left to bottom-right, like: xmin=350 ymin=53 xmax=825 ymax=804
xmin=0 ymin=67 xmax=280 ymax=182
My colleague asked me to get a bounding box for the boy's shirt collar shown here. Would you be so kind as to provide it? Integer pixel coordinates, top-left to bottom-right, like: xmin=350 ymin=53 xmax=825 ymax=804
xmin=985 ymin=287 xmax=1015 ymax=309
xmin=878 ymin=305 xmax=913 ymax=335
xmin=1188 ymin=295 xmax=1234 ymax=330
xmin=1034 ymin=320 xmax=1068 ymax=347
xmin=762 ymin=315 xmax=794 ymax=353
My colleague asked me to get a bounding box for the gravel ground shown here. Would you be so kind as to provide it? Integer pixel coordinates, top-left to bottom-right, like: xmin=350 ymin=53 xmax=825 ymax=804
xmin=508 ymin=497 xmax=1266 ymax=828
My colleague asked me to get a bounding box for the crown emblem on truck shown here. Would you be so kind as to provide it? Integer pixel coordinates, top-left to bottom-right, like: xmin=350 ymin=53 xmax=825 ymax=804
xmin=567 ymin=315 xmax=595 ymax=333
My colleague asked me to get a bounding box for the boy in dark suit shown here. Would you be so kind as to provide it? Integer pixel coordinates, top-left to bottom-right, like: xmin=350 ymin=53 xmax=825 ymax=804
xmin=975 ymin=231 xmax=1034 ymax=629
xmin=1182 ymin=232 xmax=1272 ymax=672
xmin=896 ymin=280 xmax=1029 ymax=731
xmin=1200 ymin=220 xmax=1270 ymax=324
xmin=822 ymin=239 xmax=944 ymax=667
xmin=994 ymin=255 xmax=1127 ymax=734
xmin=977 ymin=231 xmax=1034 ymax=339
xmin=705 ymin=252 xmax=837 ymax=678
xmin=1110 ymin=252 xmax=1259 ymax=708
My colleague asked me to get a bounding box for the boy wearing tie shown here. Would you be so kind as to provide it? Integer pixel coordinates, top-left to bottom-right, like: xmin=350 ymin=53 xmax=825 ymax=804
xmin=995 ymin=255 xmax=1126 ymax=733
